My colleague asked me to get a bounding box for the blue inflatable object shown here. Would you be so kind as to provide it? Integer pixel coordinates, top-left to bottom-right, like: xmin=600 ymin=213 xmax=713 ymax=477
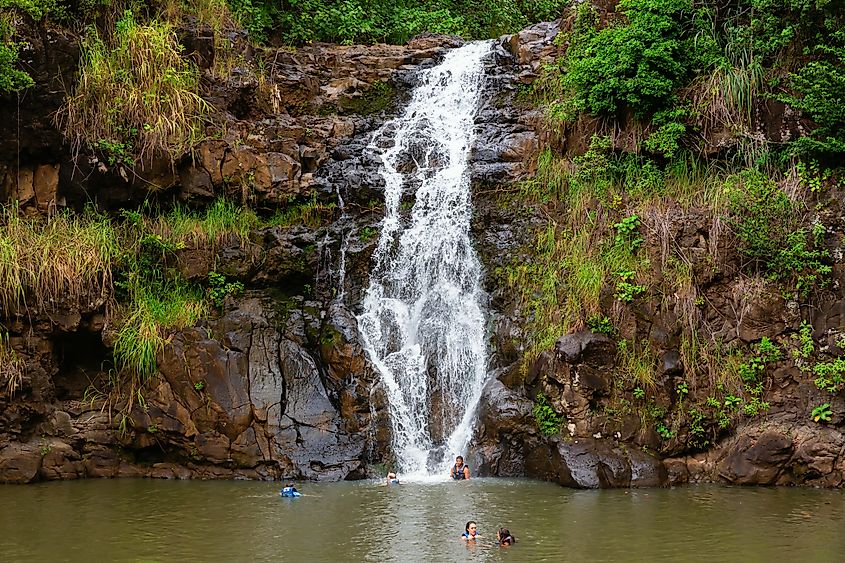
xmin=280 ymin=486 xmax=302 ymax=498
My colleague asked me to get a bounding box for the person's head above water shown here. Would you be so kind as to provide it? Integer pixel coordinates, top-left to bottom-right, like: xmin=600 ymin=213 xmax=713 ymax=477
xmin=455 ymin=456 xmax=464 ymax=467
xmin=497 ymin=528 xmax=515 ymax=545
xmin=464 ymin=521 xmax=478 ymax=537
xmin=387 ymin=472 xmax=396 ymax=479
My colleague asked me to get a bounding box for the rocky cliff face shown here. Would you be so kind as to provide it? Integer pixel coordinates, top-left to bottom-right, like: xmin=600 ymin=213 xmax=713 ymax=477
xmin=2 ymin=15 xmax=844 ymax=488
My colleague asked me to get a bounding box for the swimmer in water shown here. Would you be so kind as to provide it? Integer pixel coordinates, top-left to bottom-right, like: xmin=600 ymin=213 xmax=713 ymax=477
xmin=280 ymin=483 xmax=301 ymax=497
xmin=386 ymin=472 xmax=399 ymax=485
xmin=461 ymin=521 xmax=480 ymax=541
xmin=496 ymin=528 xmax=515 ymax=546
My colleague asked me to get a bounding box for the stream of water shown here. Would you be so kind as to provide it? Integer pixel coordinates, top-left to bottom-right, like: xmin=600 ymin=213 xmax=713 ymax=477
xmin=356 ymin=41 xmax=493 ymax=475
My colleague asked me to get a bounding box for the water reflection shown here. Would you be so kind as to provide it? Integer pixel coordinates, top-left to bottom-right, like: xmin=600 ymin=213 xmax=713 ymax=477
xmin=1 ymin=479 xmax=844 ymax=562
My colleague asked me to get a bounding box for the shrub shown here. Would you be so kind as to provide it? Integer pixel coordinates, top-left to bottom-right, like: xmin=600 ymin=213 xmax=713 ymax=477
xmin=725 ymin=170 xmax=830 ymax=296
xmin=560 ymin=0 xmax=693 ymax=118
xmin=229 ymin=0 xmax=569 ymax=45
xmin=207 ymin=271 xmax=244 ymax=307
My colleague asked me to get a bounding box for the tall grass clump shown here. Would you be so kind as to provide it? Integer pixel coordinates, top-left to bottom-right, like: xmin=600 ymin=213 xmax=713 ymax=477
xmin=60 ymin=10 xmax=207 ymax=166
xmin=0 ymin=206 xmax=118 ymax=316
xmin=163 ymin=198 xmax=261 ymax=245
xmin=112 ymin=278 xmax=206 ymax=384
xmin=0 ymin=331 xmax=25 ymax=397
xmin=269 ymin=193 xmax=337 ymax=228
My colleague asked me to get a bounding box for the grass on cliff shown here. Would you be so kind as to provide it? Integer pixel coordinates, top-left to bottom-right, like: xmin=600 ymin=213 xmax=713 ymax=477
xmin=60 ymin=10 xmax=207 ymax=166
xmin=268 ymin=192 xmax=338 ymax=228
xmin=0 ymin=331 xmax=25 ymax=397
xmin=0 ymin=205 xmax=118 ymax=316
xmin=161 ymin=198 xmax=261 ymax=245
xmin=112 ymin=277 xmax=206 ymax=383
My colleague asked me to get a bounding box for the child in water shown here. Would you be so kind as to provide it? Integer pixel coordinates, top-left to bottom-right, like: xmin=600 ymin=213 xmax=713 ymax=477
xmin=386 ymin=472 xmax=400 ymax=485
xmin=496 ymin=528 xmax=516 ymax=546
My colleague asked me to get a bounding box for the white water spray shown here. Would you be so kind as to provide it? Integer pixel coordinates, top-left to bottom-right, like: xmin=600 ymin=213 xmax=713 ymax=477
xmin=356 ymin=42 xmax=492 ymax=476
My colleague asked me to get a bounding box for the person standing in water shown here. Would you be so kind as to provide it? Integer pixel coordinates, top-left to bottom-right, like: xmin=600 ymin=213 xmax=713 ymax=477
xmin=450 ymin=456 xmax=470 ymax=480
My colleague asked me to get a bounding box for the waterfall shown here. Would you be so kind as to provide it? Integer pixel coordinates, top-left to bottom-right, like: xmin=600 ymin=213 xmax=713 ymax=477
xmin=356 ymin=41 xmax=492 ymax=476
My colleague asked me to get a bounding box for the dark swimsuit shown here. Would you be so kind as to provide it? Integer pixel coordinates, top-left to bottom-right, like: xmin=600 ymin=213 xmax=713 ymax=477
xmin=452 ymin=464 xmax=469 ymax=480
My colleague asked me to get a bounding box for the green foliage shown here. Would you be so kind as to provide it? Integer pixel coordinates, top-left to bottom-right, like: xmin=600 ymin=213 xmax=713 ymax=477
xmin=0 ymin=205 xmax=119 ymax=316
xmin=586 ymin=314 xmax=615 ymax=336
xmin=643 ymin=108 xmax=688 ymax=158
xmin=633 ymin=386 xmax=645 ymax=399
xmin=779 ymin=23 xmax=845 ymax=156
xmin=0 ymin=15 xmax=34 ymax=93
xmin=656 ymin=421 xmax=675 ymax=439
xmin=725 ymin=170 xmax=794 ymax=262
xmin=614 ymin=270 xmax=645 ymax=302
xmin=207 ymin=271 xmax=244 ymax=308
xmin=60 ymin=10 xmax=207 ymax=164
xmin=738 ymin=337 xmax=780 ymax=384
xmin=113 ymin=277 xmax=206 ymax=381
xmin=686 ymin=407 xmax=708 ymax=448
xmin=533 ymin=392 xmax=565 ymax=436
xmin=811 ymin=403 xmax=832 ymax=423
xmin=723 ymin=395 xmax=742 ymax=410
xmin=560 ymin=0 xmax=693 ymax=118
xmin=813 ymin=358 xmax=845 ymax=394
xmin=743 ymin=395 xmax=769 ymax=417
xmin=229 ymin=0 xmax=569 ymax=45
xmin=792 ymin=320 xmax=814 ymax=360
xmin=269 ymin=193 xmax=336 ymax=229
xmin=612 ymin=214 xmax=643 ymax=252
xmin=725 ymin=170 xmax=830 ymax=296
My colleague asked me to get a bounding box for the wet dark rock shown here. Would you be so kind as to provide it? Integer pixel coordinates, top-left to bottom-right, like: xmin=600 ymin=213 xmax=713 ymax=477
xmin=525 ymin=438 xmax=667 ymax=488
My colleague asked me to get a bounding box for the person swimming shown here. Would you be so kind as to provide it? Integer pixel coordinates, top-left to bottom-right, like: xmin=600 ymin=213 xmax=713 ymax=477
xmin=280 ymin=483 xmax=301 ymax=497
xmin=497 ymin=528 xmax=515 ymax=546
xmin=386 ymin=472 xmax=399 ymax=485
xmin=461 ymin=521 xmax=480 ymax=541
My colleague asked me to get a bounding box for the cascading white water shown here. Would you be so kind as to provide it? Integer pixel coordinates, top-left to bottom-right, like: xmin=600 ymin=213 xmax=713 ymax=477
xmin=356 ymin=41 xmax=492 ymax=476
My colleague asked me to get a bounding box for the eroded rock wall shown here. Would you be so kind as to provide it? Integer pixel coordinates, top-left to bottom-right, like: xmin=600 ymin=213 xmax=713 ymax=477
xmin=3 ymin=14 xmax=845 ymax=489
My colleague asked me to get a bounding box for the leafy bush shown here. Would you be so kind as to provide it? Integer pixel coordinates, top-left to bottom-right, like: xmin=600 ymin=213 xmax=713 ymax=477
xmin=813 ymin=358 xmax=845 ymax=394
xmin=586 ymin=314 xmax=615 ymax=336
xmin=560 ymin=0 xmax=693 ymax=118
xmin=725 ymin=170 xmax=830 ymax=296
xmin=207 ymin=271 xmax=244 ymax=308
xmin=782 ymin=40 xmax=845 ymax=156
xmin=229 ymin=0 xmax=569 ymax=45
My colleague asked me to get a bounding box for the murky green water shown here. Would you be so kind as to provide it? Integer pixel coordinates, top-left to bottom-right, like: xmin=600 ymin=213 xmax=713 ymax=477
xmin=1 ymin=478 xmax=843 ymax=562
